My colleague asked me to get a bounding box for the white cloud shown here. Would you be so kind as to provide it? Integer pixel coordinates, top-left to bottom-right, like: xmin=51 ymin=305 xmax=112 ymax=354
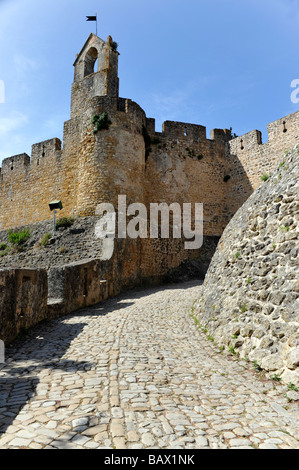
xmin=42 ymin=113 xmax=66 ymax=135
xmin=0 ymin=111 xmax=30 ymax=161
xmin=13 ymin=54 xmax=38 ymax=77
xmin=147 ymin=78 xmax=213 ymax=125
xmin=151 ymin=89 xmax=190 ymax=117
xmin=0 ymin=111 xmax=28 ymax=134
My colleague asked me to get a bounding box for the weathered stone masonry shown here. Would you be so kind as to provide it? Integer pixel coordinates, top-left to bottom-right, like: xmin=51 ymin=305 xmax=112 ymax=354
xmin=194 ymin=145 xmax=299 ymax=386
xmin=0 ymin=33 xmax=298 ymax=323
xmin=1 ymin=33 xmax=297 ymax=236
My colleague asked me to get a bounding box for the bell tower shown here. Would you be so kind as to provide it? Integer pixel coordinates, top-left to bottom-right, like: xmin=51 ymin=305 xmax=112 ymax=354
xmin=70 ymin=34 xmax=119 ymax=118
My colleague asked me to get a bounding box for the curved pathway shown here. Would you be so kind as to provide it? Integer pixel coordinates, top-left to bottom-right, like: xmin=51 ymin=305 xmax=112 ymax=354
xmin=0 ymin=281 xmax=298 ymax=449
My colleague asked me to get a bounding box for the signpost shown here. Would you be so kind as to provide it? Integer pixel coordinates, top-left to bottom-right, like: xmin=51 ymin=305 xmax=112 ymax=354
xmin=49 ymin=200 xmax=63 ymax=235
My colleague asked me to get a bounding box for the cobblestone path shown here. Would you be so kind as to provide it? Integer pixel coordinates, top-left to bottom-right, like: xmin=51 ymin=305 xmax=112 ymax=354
xmin=0 ymin=281 xmax=298 ymax=449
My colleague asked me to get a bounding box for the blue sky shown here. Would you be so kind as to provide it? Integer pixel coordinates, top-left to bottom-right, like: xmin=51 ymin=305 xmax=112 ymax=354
xmin=0 ymin=0 xmax=298 ymax=164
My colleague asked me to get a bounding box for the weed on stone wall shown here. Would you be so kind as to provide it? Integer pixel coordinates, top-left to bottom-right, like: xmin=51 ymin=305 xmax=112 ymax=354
xmin=92 ymin=112 xmax=111 ymax=134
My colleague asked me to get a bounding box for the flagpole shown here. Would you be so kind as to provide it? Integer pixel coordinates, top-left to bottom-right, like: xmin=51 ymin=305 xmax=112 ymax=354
xmin=86 ymin=14 xmax=98 ymax=34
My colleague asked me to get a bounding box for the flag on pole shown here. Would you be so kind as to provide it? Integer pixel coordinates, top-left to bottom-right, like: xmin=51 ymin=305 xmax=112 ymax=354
xmin=86 ymin=14 xmax=98 ymax=35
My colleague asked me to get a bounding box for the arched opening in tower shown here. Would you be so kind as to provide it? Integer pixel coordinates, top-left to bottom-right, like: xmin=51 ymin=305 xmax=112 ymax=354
xmin=84 ymin=47 xmax=98 ymax=77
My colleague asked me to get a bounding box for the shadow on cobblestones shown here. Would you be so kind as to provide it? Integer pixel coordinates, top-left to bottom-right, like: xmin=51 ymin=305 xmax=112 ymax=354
xmin=0 ymin=296 xmax=138 ymax=438
xmin=0 ymin=321 xmax=92 ymax=436
xmin=0 ymin=377 xmax=39 ymax=437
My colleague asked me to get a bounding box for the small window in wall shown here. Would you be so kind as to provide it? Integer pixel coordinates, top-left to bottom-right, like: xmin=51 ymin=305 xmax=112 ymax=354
xmin=283 ymin=121 xmax=287 ymax=133
xmin=84 ymin=47 xmax=98 ymax=77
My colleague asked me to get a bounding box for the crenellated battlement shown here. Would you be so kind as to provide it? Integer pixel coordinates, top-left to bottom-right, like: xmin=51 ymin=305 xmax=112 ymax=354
xmin=145 ymin=117 xmax=232 ymax=144
xmin=1 ymin=153 xmax=30 ymax=179
xmin=0 ymin=33 xmax=298 ymax=236
xmin=229 ymin=111 xmax=298 ymax=153
xmin=161 ymin=121 xmax=207 ymax=141
xmin=0 ymin=138 xmax=62 ymax=183
xmin=31 ymin=138 xmax=62 ymax=163
xmin=227 ymin=110 xmax=299 ymax=195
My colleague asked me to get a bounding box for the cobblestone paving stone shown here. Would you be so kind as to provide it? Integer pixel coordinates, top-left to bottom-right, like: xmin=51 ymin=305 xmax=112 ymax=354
xmin=0 ymin=280 xmax=298 ymax=449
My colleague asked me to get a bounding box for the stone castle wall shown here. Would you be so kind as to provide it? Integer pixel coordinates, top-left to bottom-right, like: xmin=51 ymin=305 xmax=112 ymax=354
xmin=0 ymin=33 xmax=298 ymax=279
xmin=0 ymin=138 xmax=74 ymax=228
xmin=1 ymin=102 xmax=297 ymax=238
xmin=227 ymin=111 xmax=299 ymax=215
xmin=194 ymin=145 xmax=299 ymax=386
xmin=144 ymin=121 xmax=232 ymax=237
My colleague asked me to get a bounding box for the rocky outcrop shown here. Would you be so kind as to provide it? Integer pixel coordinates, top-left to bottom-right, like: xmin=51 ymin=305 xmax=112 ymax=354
xmin=194 ymin=144 xmax=299 ymax=386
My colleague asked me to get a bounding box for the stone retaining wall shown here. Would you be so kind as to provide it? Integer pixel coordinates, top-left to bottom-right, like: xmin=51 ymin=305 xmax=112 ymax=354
xmin=0 ymin=260 xmax=110 ymax=345
xmin=0 ymin=268 xmax=48 ymax=344
xmin=194 ymin=145 xmax=299 ymax=386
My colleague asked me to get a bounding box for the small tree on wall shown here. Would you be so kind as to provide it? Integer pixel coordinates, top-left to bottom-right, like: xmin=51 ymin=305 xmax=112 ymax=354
xmin=230 ymin=127 xmax=238 ymax=139
xmin=92 ymin=113 xmax=112 ymax=134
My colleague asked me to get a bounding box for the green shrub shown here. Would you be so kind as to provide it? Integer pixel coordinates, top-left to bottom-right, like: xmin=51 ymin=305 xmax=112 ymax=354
xmin=0 ymin=242 xmax=8 ymax=251
xmin=261 ymin=173 xmax=270 ymax=181
xmin=92 ymin=112 xmax=111 ymax=133
xmin=55 ymin=217 xmax=75 ymax=229
xmin=8 ymin=229 xmax=30 ymax=247
xmin=288 ymin=383 xmax=298 ymax=392
xmin=229 ymin=127 xmax=238 ymax=138
xmin=111 ymin=41 xmax=118 ymax=52
xmin=40 ymin=233 xmax=52 ymax=247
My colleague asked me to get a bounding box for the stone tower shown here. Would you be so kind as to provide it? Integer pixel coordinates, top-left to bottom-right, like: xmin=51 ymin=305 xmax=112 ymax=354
xmin=71 ymin=33 xmax=119 ymax=118
xmin=70 ymin=34 xmax=147 ymax=217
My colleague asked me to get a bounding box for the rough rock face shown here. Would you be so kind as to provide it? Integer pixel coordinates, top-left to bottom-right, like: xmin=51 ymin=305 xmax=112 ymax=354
xmin=194 ymin=144 xmax=299 ymax=386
